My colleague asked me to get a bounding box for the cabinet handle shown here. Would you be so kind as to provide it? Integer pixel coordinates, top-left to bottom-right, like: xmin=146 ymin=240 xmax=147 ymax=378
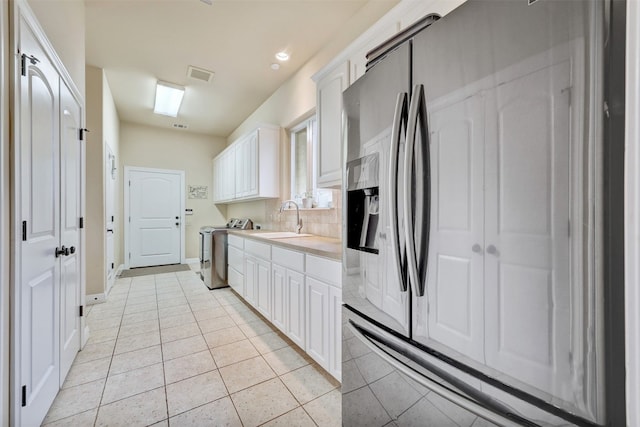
xmin=55 ymin=246 xmax=66 ymax=258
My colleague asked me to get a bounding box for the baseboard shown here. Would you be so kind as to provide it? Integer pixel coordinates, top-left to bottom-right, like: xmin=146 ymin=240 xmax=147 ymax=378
xmin=184 ymin=258 xmax=199 ymax=264
xmin=86 ymin=293 xmax=106 ymax=305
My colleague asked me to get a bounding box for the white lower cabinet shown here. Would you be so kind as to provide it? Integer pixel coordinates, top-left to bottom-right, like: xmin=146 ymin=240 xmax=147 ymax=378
xmin=328 ymin=286 xmax=342 ymax=381
xmin=285 ymin=269 xmax=306 ymax=349
xmin=306 ymin=277 xmax=330 ymax=369
xmin=229 ymin=236 xmax=341 ymax=381
xmin=244 ymin=256 xmax=257 ymax=306
xmin=272 ymin=264 xmax=287 ymax=331
xmin=255 ymin=258 xmax=271 ymax=320
xmin=244 ymin=255 xmax=271 ymax=319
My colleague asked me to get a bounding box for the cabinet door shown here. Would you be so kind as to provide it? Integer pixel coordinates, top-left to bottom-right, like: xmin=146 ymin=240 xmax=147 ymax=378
xmin=212 ymin=157 xmax=221 ymax=202
xmin=255 ymin=258 xmax=271 ymax=320
xmin=328 ymin=286 xmax=342 ymax=382
xmin=235 ymin=138 xmax=246 ymax=198
xmin=228 ymin=266 xmax=244 ymax=296
xmin=286 ymin=270 xmax=305 ymax=349
xmin=271 ymin=264 xmax=287 ymax=332
xmin=244 ymin=256 xmax=257 ymax=306
xmin=316 ymin=61 xmax=349 ymax=188
xmin=306 ymin=277 xmax=330 ymax=369
xmin=245 ymin=132 xmax=258 ymax=197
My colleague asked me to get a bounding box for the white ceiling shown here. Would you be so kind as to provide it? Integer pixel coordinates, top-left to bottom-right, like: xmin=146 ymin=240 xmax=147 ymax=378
xmin=85 ymin=0 xmax=387 ymax=137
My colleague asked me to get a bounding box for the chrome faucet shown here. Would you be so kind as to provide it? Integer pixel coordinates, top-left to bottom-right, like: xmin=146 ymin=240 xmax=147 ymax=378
xmin=279 ymin=200 xmax=302 ymax=234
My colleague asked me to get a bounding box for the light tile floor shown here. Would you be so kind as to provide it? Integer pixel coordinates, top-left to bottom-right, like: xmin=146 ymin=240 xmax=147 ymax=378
xmin=42 ymin=267 xmax=341 ymax=426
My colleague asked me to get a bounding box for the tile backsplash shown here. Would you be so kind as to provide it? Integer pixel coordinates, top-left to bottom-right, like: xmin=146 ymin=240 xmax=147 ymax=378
xmin=263 ymin=190 xmax=342 ymax=239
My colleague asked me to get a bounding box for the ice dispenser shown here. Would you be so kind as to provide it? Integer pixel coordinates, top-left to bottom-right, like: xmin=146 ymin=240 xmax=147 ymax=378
xmin=346 ymin=153 xmax=380 ymax=254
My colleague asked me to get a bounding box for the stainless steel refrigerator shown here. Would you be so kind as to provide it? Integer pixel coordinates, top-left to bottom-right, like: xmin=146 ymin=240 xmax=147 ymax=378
xmin=341 ymin=1 xmax=626 ymax=426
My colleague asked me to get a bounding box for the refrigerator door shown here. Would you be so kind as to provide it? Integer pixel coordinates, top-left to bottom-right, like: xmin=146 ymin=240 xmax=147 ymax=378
xmin=343 ymin=41 xmax=411 ymax=337
xmin=411 ymin=0 xmax=604 ymax=423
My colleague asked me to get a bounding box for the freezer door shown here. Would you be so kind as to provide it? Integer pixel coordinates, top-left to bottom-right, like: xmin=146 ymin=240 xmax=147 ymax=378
xmin=410 ymin=0 xmax=605 ymax=423
xmin=342 ymin=307 xmax=590 ymax=427
xmin=342 ymin=42 xmax=411 ymax=338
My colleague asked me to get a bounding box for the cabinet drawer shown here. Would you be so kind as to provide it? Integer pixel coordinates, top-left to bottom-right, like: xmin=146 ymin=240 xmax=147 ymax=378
xmin=306 ymin=255 xmax=341 ymax=288
xmin=272 ymin=246 xmax=304 ymax=272
xmin=245 ymin=239 xmax=271 ymax=260
xmin=228 ymin=246 xmax=244 ymax=271
xmin=228 ymin=234 xmax=244 ymax=249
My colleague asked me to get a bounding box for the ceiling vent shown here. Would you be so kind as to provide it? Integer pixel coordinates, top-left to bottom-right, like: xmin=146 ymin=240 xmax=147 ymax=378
xmin=187 ymin=66 xmax=214 ymax=83
xmin=173 ymin=123 xmax=189 ymax=129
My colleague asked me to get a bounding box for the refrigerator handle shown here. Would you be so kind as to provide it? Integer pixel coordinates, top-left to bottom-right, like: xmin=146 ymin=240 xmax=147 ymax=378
xmin=347 ymin=319 xmax=535 ymax=427
xmin=404 ymin=84 xmax=428 ymax=297
xmin=390 ymin=92 xmax=408 ymax=293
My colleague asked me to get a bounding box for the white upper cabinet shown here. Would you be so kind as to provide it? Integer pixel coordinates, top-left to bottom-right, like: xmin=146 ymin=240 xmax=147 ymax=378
xmin=315 ymin=61 xmax=349 ymax=189
xmin=312 ymin=0 xmax=468 ymax=190
xmin=213 ymin=125 xmax=279 ymax=203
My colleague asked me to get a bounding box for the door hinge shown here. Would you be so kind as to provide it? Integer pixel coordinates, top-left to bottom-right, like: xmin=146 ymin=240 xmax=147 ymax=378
xmin=111 ymin=262 xmax=115 ymax=269
xmin=20 ymin=54 xmax=39 ymax=77
xmin=128 ymin=180 xmax=131 ymax=187
xmin=21 ymin=385 xmax=26 ymax=407
xmin=22 ymin=221 xmax=27 ymax=241
xmin=111 ymin=215 xmax=114 ymax=222
xmin=79 ymin=217 xmax=84 ymax=229
xmin=79 ymin=128 xmax=89 ymax=141
xmin=79 ymin=305 xmax=84 ymax=317
xmin=128 ymin=216 xmax=131 ymax=223
xmin=129 ymin=252 xmax=131 ymax=260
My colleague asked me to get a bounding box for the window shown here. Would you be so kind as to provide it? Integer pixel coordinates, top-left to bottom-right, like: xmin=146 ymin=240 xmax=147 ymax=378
xmin=290 ymin=116 xmax=332 ymax=208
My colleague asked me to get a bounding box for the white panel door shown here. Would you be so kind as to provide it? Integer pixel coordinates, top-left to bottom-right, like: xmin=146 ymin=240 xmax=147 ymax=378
xmin=414 ymin=94 xmax=485 ymax=363
xmin=484 ymin=61 xmax=573 ymax=398
xmin=129 ymin=169 xmax=181 ymax=267
xmin=306 ymin=277 xmax=329 ymax=369
xmin=271 ymin=264 xmax=286 ymax=332
xmin=245 ymin=132 xmax=258 ymax=197
xmin=244 ymin=256 xmax=257 ymax=306
xmin=19 ymin=24 xmax=61 ymax=426
xmin=286 ymin=269 xmax=305 ymax=348
xmin=255 ymin=258 xmax=271 ymax=320
xmin=59 ymin=80 xmax=82 ymax=384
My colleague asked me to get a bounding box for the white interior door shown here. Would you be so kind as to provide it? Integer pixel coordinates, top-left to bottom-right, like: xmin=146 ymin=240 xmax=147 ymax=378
xmin=128 ymin=168 xmax=182 ymax=268
xmin=59 ymin=80 xmax=82 ymax=384
xmin=18 ymin=23 xmax=61 ymax=426
xmin=483 ymin=60 xmax=573 ymax=399
xmin=416 ymin=94 xmax=485 ymax=363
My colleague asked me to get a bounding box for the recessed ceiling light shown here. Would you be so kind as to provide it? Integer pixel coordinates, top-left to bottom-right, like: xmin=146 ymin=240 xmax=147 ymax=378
xmin=275 ymin=51 xmax=289 ymax=61
xmin=270 ymin=63 xmax=280 ymax=71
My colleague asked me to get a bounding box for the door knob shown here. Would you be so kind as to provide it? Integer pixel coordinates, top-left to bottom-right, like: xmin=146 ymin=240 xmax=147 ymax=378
xmin=486 ymin=245 xmax=498 ymax=255
xmin=472 ymin=243 xmax=482 ymax=253
xmin=55 ymin=246 xmax=66 ymax=258
xmin=69 ymin=246 xmax=76 ymax=255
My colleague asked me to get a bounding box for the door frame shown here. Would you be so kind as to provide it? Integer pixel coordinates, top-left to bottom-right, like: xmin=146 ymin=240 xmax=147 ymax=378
xmin=123 ymin=165 xmax=185 ymax=269
xmin=1 ymin=1 xmax=9 ymax=424
xmin=9 ymin=0 xmax=86 ymax=424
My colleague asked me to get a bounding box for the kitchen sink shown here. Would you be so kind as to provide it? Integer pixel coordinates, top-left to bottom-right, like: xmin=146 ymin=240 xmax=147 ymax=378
xmin=254 ymin=232 xmax=313 ymax=239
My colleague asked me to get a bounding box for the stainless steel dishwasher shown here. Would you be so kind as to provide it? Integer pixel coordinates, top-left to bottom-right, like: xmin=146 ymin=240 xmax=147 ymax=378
xmin=199 ymin=218 xmax=253 ymax=289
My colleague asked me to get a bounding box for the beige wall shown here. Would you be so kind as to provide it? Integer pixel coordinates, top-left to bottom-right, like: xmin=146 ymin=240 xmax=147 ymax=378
xmin=85 ymin=66 xmax=122 ymax=297
xmin=26 ymin=0 xmax=85 ymax=97
xmin=119 ymin=122 xmax=228 ymax=259
xmin=226 ymin=0 xmax=398 ymax=236
xmin=103 ymin=73 xmax=121 ymax=267
xmin=85 ymin=65 xmax=106 ymax=296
